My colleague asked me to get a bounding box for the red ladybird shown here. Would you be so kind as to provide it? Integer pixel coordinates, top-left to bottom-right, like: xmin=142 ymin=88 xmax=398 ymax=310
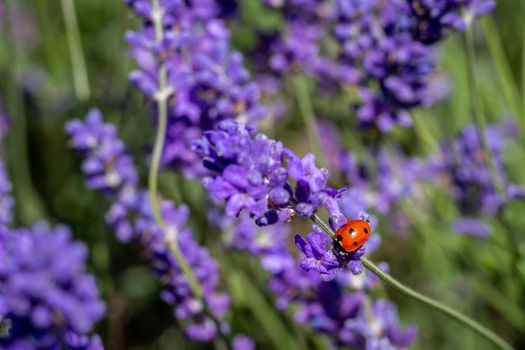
xmin=334 ymin=219 xmax=371 ymax=253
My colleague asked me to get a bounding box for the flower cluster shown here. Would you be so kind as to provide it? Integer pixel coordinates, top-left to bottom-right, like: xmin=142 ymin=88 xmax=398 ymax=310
xmin=334 ymin=0 xmax=434 ymax=131
xmin=427 ymin=122 xmax=525 ymax=237
xmin=195 ymin=120 xmax=391 ymax=281
xmin=257 ymin=0 xmax=354 ymax=81
xmin=0 ymin=103 xmax=104 ymax=349
xmin=140 ymin=199 xmax=230 ymax=341
xmin=341 ymin=147 xmax=426 ymax=216
xmin=259 ymin=0 xmax=494 ymax=131
xmin=221 ymin=197 xmax=417 ymax=349
xmin=66 ymin=111 xmax=231 ymax=342
xmin=126 ymin=0 xmax=265 ymax=177
xmin=194 ymin=119 xmax=345 ymax=226
xmin=338 ymin=0 xmax=493 ymax=130
xmin=66 ymin=109 xmax=138 ymax=242
xmin=407 ymin=0 xmax=496 ymax=44
xmin=0 ymin=223 xmax=105 ymax=350
xmin=278 ymin=228 xmax=416 ymax=348
xmin=66 ymin=109 xmax=138 ymax=195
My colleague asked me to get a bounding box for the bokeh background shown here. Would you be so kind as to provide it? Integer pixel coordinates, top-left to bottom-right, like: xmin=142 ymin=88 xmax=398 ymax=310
xmin=1 ymin=0 xmax=525 ymax=349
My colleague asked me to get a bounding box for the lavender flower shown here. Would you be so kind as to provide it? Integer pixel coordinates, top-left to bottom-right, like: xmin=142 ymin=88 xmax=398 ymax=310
xmin=337 ymin=0 xmax=493 ymax=130
xmin=66 ymin=109 xmax=139 ymax=241
xmin=126 ymin=0 xmax=265 ymax=177
xmin=194 ymin=119 xmax=344 ymax=226
xmin=259 ymin=0 xmax=494 ymax=131
xmin=0 ymin=223 xmax=105 ymax=349
xmin=294 ymin=231 xmax=341 ymax=281
xmin=65 ymin=109 xmax=138 ymax=194
xmin=65 ymin=332 xmax=104 ymax=350
xmin=220 ymin=192 xmax=416 ymax=349
xmin=268 ymin=237 xmax=416 ymax=349
xmin=67 ymin=111 xmax=230 ymax=342
xmin=335 ymin=0 xmax=434 ymax=131
xmin=427 ymin=122 xmax=524 ymax=237
xmin=341 ymin=147 xmax=425 ymax=216
xmin=260 ymin=0 xmax=338 ymax=76
xmin=142 ymin=201 xmax=230 ymax=341
xmin=194 ymin=120 xmax=288 ymax=222
xmin=408 ymin=0 xmax=495 ymax=44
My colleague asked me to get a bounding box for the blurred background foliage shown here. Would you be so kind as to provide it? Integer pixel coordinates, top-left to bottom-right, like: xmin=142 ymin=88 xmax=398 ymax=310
xmin=0 ymin=0 xmax=525 ymax=349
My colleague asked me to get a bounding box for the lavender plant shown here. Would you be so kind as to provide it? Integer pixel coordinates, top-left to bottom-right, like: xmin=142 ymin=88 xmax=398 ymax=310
xmin=427 ymin=122 xmax=525 ymax=237
xmin=126 ymin=0 xmax=264 ymax=177
xmin=0 ymin=158 xmax=105 ymax=349
xmin=1 ymin=0 xmax=523 ymax=348
xmin=66 ymin=110 xmax=234 ymax=343
xmin=225 ymin=212 xmax=417 ymax=349
xmin=258 ymin=0 xmax=495 ymax=131
xmin=118 ymin=0 xmax=515 ymax=348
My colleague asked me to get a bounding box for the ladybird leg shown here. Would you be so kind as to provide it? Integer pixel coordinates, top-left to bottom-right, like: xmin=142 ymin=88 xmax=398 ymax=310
xmin=332 ymin=241 xmax=347 ymax=256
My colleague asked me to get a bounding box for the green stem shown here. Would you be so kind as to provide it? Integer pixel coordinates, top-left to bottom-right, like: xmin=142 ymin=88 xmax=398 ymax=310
xmin=4 ymin=0 xmax=47 ymax=225
xmin=310 ymin=213 xmax=514 ymax=350
xmin=522 ymin=26 xmax=525 ymax=148
xmin=292 ymin=75 xmax=327 ymax=168
xmin=360 ymin=258 xmax=513 ymax=350
xmin=60 ymin=0 xmax=90 ymax=101
xmin=146 ymin=2 xmax=230 ymax=347
xmin=480 ymin=18 xmax=521 ymax=119
xmin=310 ymin=213 xmax=334 ymax=238
xmin=464 ymin=27 xmax=505 ymax=196
xmin=147 ymin=0 xmax=201 ymax=300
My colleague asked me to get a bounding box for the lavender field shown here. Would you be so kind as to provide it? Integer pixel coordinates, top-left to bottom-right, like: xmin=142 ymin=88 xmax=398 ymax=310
xmin=0 ymin=0 xmax=524 ymax=349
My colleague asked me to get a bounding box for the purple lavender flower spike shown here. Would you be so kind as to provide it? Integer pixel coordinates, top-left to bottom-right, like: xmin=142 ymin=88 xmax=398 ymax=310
xmin=426 ymin=121 xmax=525 ymax=237
xmin=67 ymin=111 xmax=232 ymax=342
xmin=126 ymin=0 xmax=266 ymax=177
xmin=287 ymin=151 xmax=330 ymax=216
xmin=66 ymin=109 xmax=138 ymax=194
xmin=257 ymin=0 xmax=494 ymax=132
xmin=367 ymin=299 xmax=418 ymax=348
xmin=259 ymin=0 xmax=339 ymax=79
xmin=195 ymin=120 xmax=292 ymax=223
xmin=0 ymin=223 xmax=105 ymax=349
xmin=295 ymin=232 xmax=340 ymax=281
xmin=196 ymin=119 xmax=349 ymax=226
xmin=340 ymin=147 xmax=426 ymax=217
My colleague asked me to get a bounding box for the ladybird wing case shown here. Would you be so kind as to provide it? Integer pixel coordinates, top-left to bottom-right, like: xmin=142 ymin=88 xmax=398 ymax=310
xmin=334 ymin=219 xmax=371 ymax=253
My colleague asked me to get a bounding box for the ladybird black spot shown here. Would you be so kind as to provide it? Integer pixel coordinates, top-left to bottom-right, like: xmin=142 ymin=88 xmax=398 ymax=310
xmin=349 ymin=229 xmax=356 ymax=236
xmin=353 ymin=242 xmax=358 ymax=246
xmin=364 ymin=228 xmax=369 ymax=234
xmin=336 ymin=234 xmax=343 ymax=241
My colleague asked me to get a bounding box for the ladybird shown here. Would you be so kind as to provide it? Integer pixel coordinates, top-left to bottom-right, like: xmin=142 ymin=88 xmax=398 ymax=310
xmin=334 ymin=219 xmax=371 ymax=253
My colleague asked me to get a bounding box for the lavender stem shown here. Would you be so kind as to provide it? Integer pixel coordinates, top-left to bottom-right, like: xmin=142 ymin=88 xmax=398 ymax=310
xmin=463 ymin=25 xmax=504 ymax=196
xmin=310 ymin=213 xmax=513 ymax=350
xmin=60 ymin=0 xmax=90 ymax=101
xmin=146 ymin=0 xmax=203 ymax=298
xmin=147 ymin=2 xmax=231 ymax=347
